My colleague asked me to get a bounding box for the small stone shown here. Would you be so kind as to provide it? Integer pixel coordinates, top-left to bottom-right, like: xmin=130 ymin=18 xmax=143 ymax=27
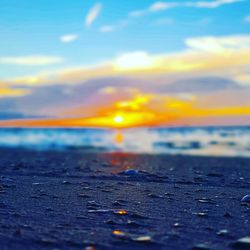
xmin=45 ymin=207 xmax=53 ymax=211
xmin=197 ymin=198 xmax=215 ymax=204
xmin=173 ymin=222 xmax=181 ymax=227
xmin=112 ymin=201 xmax=122 ymax=206
xmin=216 ymin=229 xmax=229 ymax=236
xmin=120 ymin=169 xmax=139 ymax=175
xmin=114 ymin=209 xmax=127 ymax=215
xmin=78 ymin=193 xmax=91 ymax=198
xmin=87 ymin=209 xmax=110 ymax=213
xmin=76 ymin=215 xmax=87 ymax=219
xmin=231 ymin=236 xmax=250 ymax=249
xmin=39 ymin=237 xmax=57 ymax=245
xmin=241 ymin=194 xmax=250 ymax=203
xmin=62 ymin=180 xmax=70 ymax=184
xmin=195 ymin=212 xmax=208 ymax=217
xmin=133 ymin=236 xmax=152 ymax=242
xmin=192 ymin=243 xmax=211 ymax=250
xmin=147 ymin=193 xmax=163 ymax=198
xmin=112 ymin=230 xmax=126 ymax=238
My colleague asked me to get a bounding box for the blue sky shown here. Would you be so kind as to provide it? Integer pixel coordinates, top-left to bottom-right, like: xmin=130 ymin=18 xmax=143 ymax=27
xmin=0 ymin=0 xmax=250 ymax=126
xmin=0 ymin=0 xmax=249 ymax=78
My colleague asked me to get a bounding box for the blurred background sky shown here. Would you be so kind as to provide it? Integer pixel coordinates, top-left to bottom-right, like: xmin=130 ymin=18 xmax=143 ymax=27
xmin=0 ymin=0 xmax=250 ymax=127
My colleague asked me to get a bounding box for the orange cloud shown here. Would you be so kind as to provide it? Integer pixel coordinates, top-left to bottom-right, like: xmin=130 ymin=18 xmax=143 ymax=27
xmin=0 ymin=83 xmax=31 ymax=98
xmin=0 ymin=91 xmax=249 ymax=128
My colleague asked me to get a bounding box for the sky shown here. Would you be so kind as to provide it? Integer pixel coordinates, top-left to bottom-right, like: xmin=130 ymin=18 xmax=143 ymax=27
xmin=0 ymin=0 xmax=250 ymax=127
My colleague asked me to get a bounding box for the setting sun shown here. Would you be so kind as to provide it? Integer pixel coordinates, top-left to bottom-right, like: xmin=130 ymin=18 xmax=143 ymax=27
xmin=113 ymin=115 xmax=124 ymax=124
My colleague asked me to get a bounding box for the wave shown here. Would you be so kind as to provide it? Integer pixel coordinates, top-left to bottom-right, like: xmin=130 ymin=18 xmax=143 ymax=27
xmin=0 ymin=126 xmax=249 ymax=157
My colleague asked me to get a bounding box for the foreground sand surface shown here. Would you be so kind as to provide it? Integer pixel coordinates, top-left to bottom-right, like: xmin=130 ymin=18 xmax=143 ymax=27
xmin=0 ymin=148 xmax=249 ymax=249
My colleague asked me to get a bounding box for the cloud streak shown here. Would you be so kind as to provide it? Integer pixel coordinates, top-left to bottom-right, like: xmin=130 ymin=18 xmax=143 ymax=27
xmin=99 ymin=25 xmax=115 ymax=33
xmin=0 ymin=55 xmax=64 ymax=66
xmin=85 ymin=3 xmax=102 ymax=28
xmin=0 ymin=83 xmax=31 ymax=98
xmin=60 ymin=34 xmax=78 ymax=43
xmin=130 ymin=0 xmax=244 ymax=17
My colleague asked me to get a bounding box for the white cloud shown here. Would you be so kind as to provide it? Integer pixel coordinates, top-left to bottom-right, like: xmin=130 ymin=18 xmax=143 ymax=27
xmin=100 ymin=25 xmax=115 ymax=33
xmin=60 ymin=34 xmax=78 ymax=43
xmin=186 ymin=35 xmax=250 ymax=52
xmin=149 ymin=2 xmax=179 ymax=12
xmin=187 ymin=0 xmax=244 ymax=8
xmin=129 ymin=0 xmax=245 ymax=17
xmin=129 ymin=2 xmax=177 ymax=17
xmin=244 ymin=15 xmax=250 ymax=22
xmin=85 ymin=3 xmax=102 ymax=28
xmin=0 ymin=55 xmax=64 ymax=66
xmin=6 ymin=35 xmax=250 ymax=87
xmin=114 ymin=51 xmax=156 ymax=70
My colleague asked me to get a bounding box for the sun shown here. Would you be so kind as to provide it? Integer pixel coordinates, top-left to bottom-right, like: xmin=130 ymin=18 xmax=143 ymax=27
xmin=113 ymin=115 xmax=124 ymax=124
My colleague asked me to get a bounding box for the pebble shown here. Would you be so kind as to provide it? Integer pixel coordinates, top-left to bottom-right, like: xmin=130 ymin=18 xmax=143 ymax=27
xmin=173 ymin=222 xmax=181 ymax=227
xmin=241 ymin=194 xmax=250 ymax=203
xmin=112 ymin=230 xmax=126 ymax=238
xmin=197 ymin=198 xmax=215 ymax=204
xmin=114 ymin=209 xmax=128 ymax=215
xmin=112 ymin=201 xmax=123 ymax=206
xmin=78 ymin=193 xmax=91 ymax=198
xmin=195 ymin=212 xmax=208 ymax=217
xmin=62 ymin=180 xmax=70 ymax=184
xmin=216 ymin=229 xmax=228 ymax=236
xmin=231 ymin=236 xmax=250 ymax=249
xmin=120 ymin=169 xmax=139 ymax=175
xmin=87 ymin=209 xmax=110 ymax=213
xmin=147 ymin=193 xmax=163 ymax=198
xmin=133 ymin=236 xmax=152 ymax=243
xmin=192 ymin=243 xmax=211 ymax=250
xmin=39 ymin=237 xmax=57 ymax=245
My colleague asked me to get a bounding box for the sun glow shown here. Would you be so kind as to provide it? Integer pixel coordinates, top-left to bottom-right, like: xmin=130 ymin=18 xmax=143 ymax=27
xmin=113 ymin=115 xmax=124 ymax=124
xmin=1 ymin=90 xmax=250 ymax=129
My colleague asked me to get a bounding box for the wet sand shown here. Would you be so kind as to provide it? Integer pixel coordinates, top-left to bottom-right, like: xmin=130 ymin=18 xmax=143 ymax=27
xmin=0 ymin=148 xmax=249 ymax=250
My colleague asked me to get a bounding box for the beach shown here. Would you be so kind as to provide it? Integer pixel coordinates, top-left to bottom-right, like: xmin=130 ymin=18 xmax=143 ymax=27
xmin=0 ymin=148 xmax=249 ymax=249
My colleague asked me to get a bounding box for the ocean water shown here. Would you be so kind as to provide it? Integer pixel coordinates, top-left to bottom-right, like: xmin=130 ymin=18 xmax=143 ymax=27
xmin=0 ymin=126 xmax=249 ymax=157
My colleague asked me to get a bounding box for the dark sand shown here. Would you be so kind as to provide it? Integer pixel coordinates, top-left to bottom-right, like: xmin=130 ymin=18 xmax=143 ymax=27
xmin=0 ymin=148 xmax=249 ymax=250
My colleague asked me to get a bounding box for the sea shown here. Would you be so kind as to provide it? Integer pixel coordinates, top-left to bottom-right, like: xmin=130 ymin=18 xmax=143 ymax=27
xmin=0 ymin=126 xmax=250 ymax=157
